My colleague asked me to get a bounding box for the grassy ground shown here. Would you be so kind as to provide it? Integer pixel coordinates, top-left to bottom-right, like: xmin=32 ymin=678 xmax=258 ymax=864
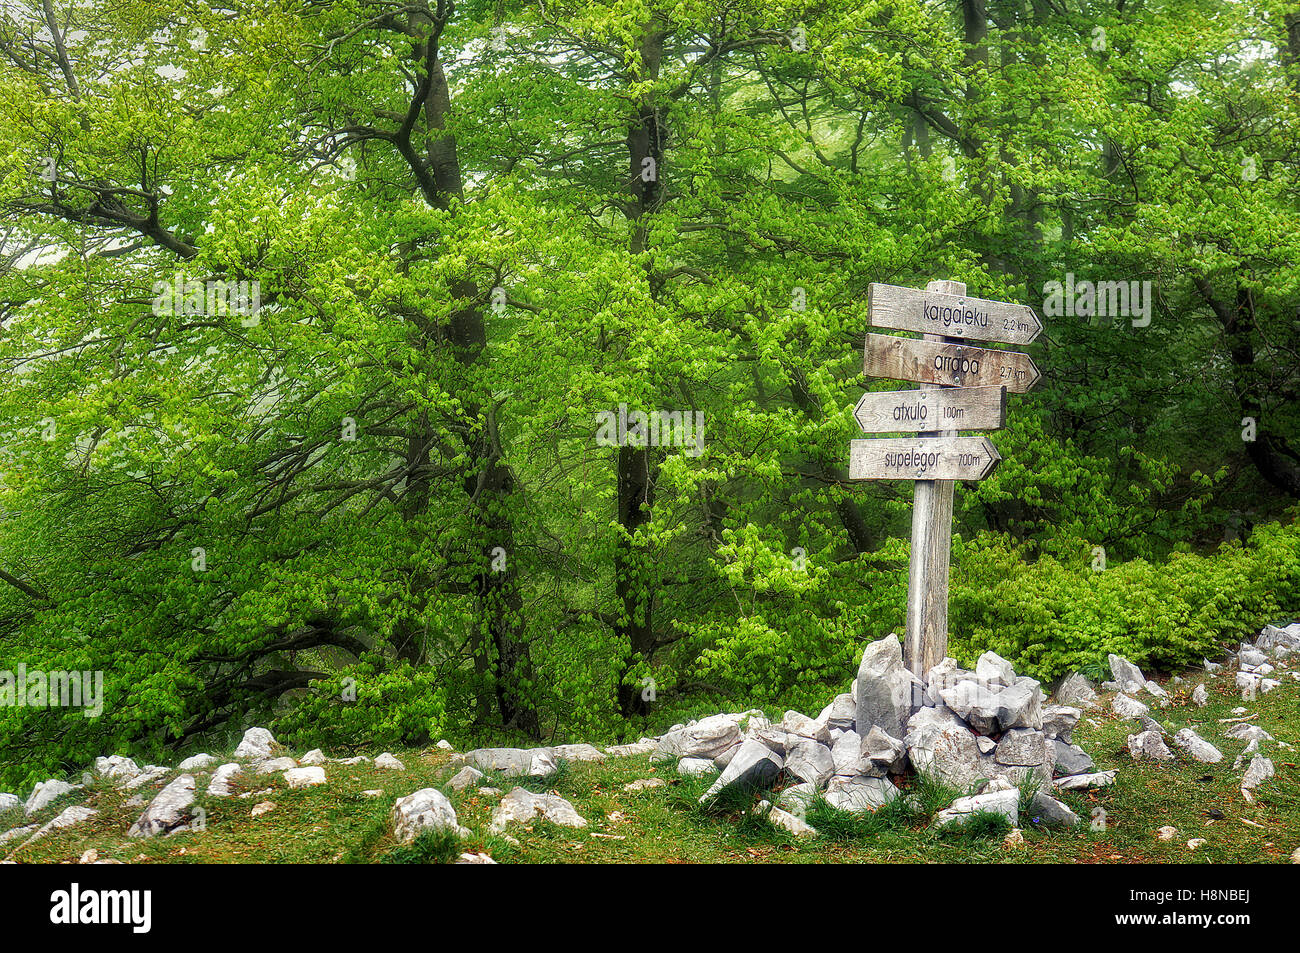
xmin=4 ymin=667 xmax=1297 ymax=864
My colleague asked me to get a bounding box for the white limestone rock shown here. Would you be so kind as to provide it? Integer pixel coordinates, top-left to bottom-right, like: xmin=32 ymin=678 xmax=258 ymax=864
xmin=776 ymin=782 xmax=818 ymax=814
xmin=128 ymin=775 xmax=196 ymax=837
xmin=285 ymin=766 xmax=327 ymax=788
xmin=700 ymin=739 xmax=783 ymax=804
xmin=975 ymin=651 xmax=1017 ymax=689
xmin=814 ymin=693 xmax=857 ymax=733
xmin=855 ymin=634 xmax=912 ymax=740
xmin=1192 ymin=684 xmax=1208 ymax=707
xmin=1224 ymin=723 xmax=1273 ymax=744
xmin=678 ymin=757 xmax=716 ymax=778
xmin=207 ymin=763 xmax=241 ymax=797
xmin=759 ymin=800 xmax=817 ymax=837
xmin=994 ymin=729 xmax=1047 ymax=767
xmin=824 ymin=775 xmax=898 ymax=813
xmin=623 ymin=778 xmax=666 ymax=792
xmin=906 ymin=705 xmax=982 ymax=790
xmin=448 ymin=766 xmax=485 ymax=792
xmin=1108 ymin=654 xmax=1147 ymax=694
xmin=1052 ymin=740 xmax=1094 ymax=776
xmin=456 ymin=747 xmax=557 ymax=778
xmin=780 ymin=710 xmax=832 ymax=745
xmin=940 ymin=677 xmax=1042 ymax=734
xmin=28 ymin=805 xmax=98 ymax=843
xmin=232 ymin=727 xmax=278 ymax=761
xmin=550 ymin=744 xmax=607 ymax=764
xmin=177 ymin=753 xmax=217 ymax=772
xmin=298 ymin=749 xmax=327 ymax=766
xmin=1241 ymin=755 xmax=1274 ymax=798
xmin=935 ymin=788 xmax=1019 ymax=828
xmin=1054 ymin=673 xmax=1097 ymax=709
xmin=605 ymin=742 xmax=656 ymax=757
xmin=783 ymin=737 xmax=835 ymax=787
xmin=1054 ymin=770 xmax=1117 ymax=790
xmin=1042 ymin=705 xmax=1081 ymax=743
xmin=1127 ymin=730 xmax=1174 ymax=762
xmin=863 ymin=726 xmax=908 ymax=774
xmin=1111 ymin=693 xmax=1150 ymax=720
xmin=489 ymin=787 xmax=587 ymax=833
xmin=374 ymin=753 xmax=405 ymax=771
xmin=24 ymin=779 xmax=81 ymax=816
xmin=1173 ymin=728 xmax=1223 ymax=763
xmin=1028 ymin=791 xmax=1079 ymax=828
xmin=94 ymin=756 xmax=140 ymax=781
xmin=393 ymin=788 xmax=469 ymax=842
xmin=652 ymin=715 xmax=745 ymax=763
xmin=256 ymin=756 xmax=298 ymax=775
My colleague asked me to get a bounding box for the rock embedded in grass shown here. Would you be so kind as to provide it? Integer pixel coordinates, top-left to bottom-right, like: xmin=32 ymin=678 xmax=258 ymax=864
xmin=1028 ymin=791 xmax=1079 ymax=828
xmin=1240 ymin=756 xmax=1274 ymax=802
xmin=1054 ymin=770 xmax=1116 ymax=790
xmin=605 ymin=741 xmax=657 ymax=757
xmin=256 ymin=757 xmax=298 ymax=775
xmin=94 ymin=756 xmax=140 ymax=781
xmin=128 ymin=774 xmax=196 ymax=837
xmin=374 ymin=753 xmax=405 ymax=771
xmin=207 ymin=763 xmax=241 ymax=797
xmin=934 ymin=788 xmax=1018 ymax=828
xmin=24 ymin=779 xmax=81 ymax=816
xmin=550 ymin=744 xmax=606 ymax=764
xmin=1173 ymin=729 xmax=1222 ymax=763
xmin=285 ymin=767 xmax=327 ymax=788
xmin=1192 ymin=684 xmax=1208 ymax=707
xmin=1111 ymin=693 xmax=1150 ymax=721
xmin=488 ymin=787 xmax=586 ymax=833
xmin=176 ymin=753 xmax=217 ymax=772
xmin=448 ymin=766 xmax=485 ymax=792
xmin=824 ymin=775 xmax=898 ymax=813
xmin=623 ymin=778 xmax=666 ymax=792
xmin=393 ymin=788 xmax=468 ymax=842
xmin=1127 ymin=730 xmax=1174 ymax=762
xmin=758 ymin=800 xmax=817 ymax=837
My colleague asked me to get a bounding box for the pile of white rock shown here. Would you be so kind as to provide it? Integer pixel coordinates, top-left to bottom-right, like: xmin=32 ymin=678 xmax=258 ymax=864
xmin=638 ymin=633 xmax=1103 ymax=832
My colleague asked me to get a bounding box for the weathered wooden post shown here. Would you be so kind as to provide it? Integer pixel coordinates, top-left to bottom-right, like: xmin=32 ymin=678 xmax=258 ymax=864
xmin=905 ymin=279 xmax=962 ymax=677
xmin=850 ymin=280 xmax=1043 ymax=677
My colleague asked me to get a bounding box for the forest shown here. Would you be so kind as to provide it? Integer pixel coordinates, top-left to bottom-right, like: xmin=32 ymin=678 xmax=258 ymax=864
xmin=1 ymin=0 xmax=1299 ymax=791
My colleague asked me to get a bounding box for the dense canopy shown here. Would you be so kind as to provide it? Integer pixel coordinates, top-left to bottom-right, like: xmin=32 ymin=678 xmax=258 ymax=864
xmin=2 ymin=0 xmax=1299 ymax=788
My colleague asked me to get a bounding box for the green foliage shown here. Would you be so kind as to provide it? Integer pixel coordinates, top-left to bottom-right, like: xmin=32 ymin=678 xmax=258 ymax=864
xmin=0 ymin=0 xmax=1298 ymax=786
xmin=949 ymin=515 xmax=1300 ymax=681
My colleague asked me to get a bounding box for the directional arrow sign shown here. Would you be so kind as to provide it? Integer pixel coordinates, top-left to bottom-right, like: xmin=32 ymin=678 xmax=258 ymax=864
xmin=849 ymin=436 xmax=1001 ymax=481
xmin=864 ymin=333 xmax=1041 ymax=393
xmin=854 ymin=385 xmax=1006 ymax=434
xmin=868 ymin=282 xmax=1042 ymax=345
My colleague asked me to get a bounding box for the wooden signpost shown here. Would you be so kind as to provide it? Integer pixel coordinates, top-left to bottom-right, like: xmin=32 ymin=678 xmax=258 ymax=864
xmin=864 ymin=334 xmax=1041 ymax=392
xmin=852 ymin=384 xmax=1006 ymax=434
xmin=852 ymin=280 xmax=1043 ymax=677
